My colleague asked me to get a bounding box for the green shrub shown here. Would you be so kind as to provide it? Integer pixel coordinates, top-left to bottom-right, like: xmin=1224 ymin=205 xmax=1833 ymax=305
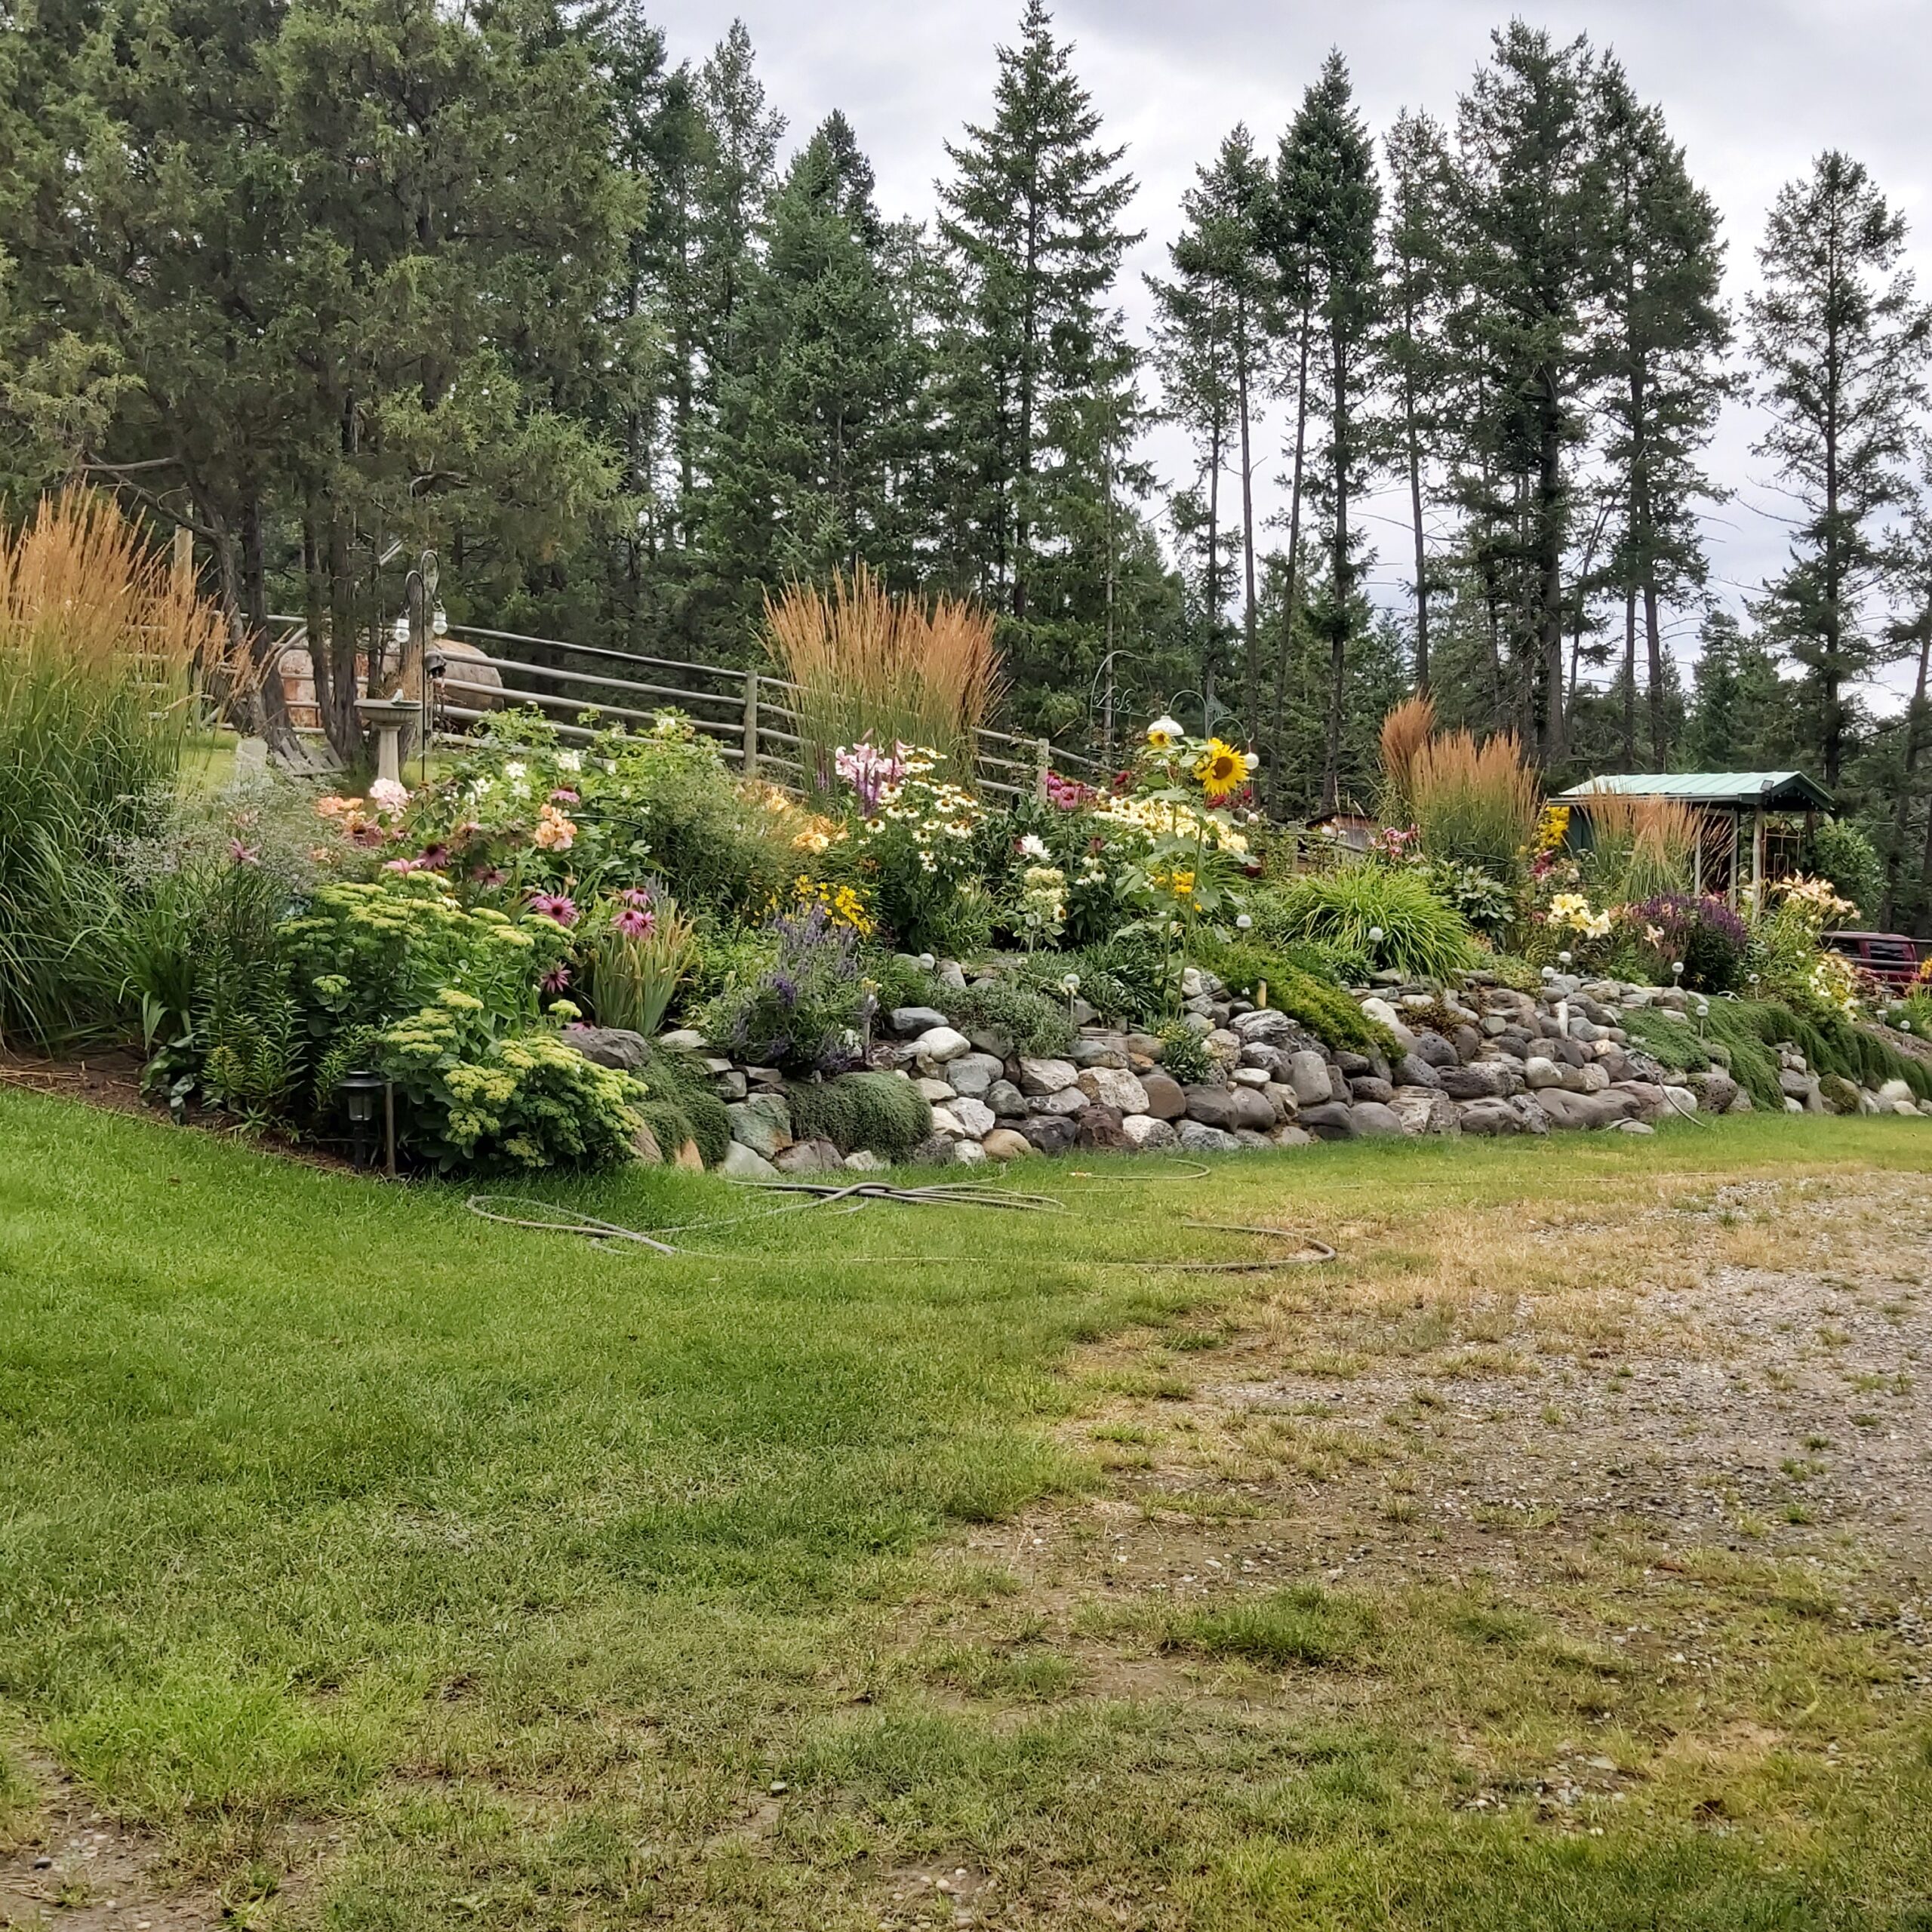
xmin=374 ymin=992 xmax=642 ymax=1174
xmin=1188 ymin=933 xmax=1394 ymax=1058
xmin=1155 ymin=1021 xmax=1214 ymax=1085
xmin=1805 ymin=819 xmax=1884 ymax=922
xmin=1249 ymin=866 xmax=1477 ymax=983
xmin=634 ymin=1098 xmax=699 ymax=1162
xmin=633 ymin=1044 xmax=732 ymax=1167
xmin=940 ymin=974 xmax=1075 ymax=1058
xmin=789 ymin=1072 xmax=933 ymax=1158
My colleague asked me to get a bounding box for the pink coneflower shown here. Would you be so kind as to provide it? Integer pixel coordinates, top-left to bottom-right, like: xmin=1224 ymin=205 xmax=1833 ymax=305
xmin=549 ymin=787 xmax=580 ymax=804
xmin=613 ymin=903 xmax=656 ymax=940
xmin=229 ymin=840 xmax=260 ymax=865
xmin=542 ymin=964 xmax=572 ymax=994
xmin=350 ymin=823 xmax=386 ymax=848
xmin=527 ymin=891 xmax=579 ymax=928
xmin=472 ymin=864 xmax=507 ymax=887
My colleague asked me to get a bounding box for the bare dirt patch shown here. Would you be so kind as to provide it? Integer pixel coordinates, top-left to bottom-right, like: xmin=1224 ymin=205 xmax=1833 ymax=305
xmin=0 ymin=1755 xmax=219 ymax=1932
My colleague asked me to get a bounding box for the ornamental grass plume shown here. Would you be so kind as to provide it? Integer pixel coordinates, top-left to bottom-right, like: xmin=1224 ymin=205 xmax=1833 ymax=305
xmin=1573 ymin=787 xmax=1700 ymax=903
xmin=0 ymin=488 xmax=233 ymax=1044
xmin=764 ymin=565 xmax=1001 ymax=795
xmin=1377 ymin=694 xmax=1436 ymax=824
xmin=1407 ymin=728 xmax=1542 ymax=882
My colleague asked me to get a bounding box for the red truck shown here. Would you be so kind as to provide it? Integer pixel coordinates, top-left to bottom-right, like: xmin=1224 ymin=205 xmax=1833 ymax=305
xmin=1824 ymin=931 xmax=1924 ymax=993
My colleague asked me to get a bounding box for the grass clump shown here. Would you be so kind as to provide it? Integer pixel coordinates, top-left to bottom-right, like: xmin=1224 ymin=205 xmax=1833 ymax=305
xmin=1166 ymin=1584 xmax=1380 ymax=1669
xmin=941 ymin=974 xmax=1075 ymax=1058
xmin=1251 ymin=866 xmax=1477 ymax=983
xmin=0 ymin=489 xmax=230 ymax=1046
xmin=789 ymin=1070 xmax=934 ymax=1158
xmin=1407 ymin=727 xmax=1542 ymax=880
xmin=764 ymin=564 xmax=1001 ymax=789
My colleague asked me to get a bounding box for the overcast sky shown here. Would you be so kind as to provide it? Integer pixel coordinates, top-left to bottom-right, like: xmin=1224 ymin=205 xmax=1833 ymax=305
xmin=647 ymin=0 xmax=1931 ymax=700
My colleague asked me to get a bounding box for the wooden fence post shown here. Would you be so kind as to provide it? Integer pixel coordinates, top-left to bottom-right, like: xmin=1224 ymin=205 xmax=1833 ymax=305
xmin=1033 ymin=737 xmax=1051 ymax=803
xmin=743 ymin=670 xmax=760 ymax=780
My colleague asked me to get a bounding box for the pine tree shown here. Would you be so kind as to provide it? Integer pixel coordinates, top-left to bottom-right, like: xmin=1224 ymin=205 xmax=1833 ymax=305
xmin=1279 ymin=52 xmax=1381 ymax=811
xmin=1441 ymin=25 xmax=1601 ymax=765
xmin=937 ymin=0 xmax=1141 ymax=627
xmin=1747 ymin=151 xmax=1931 ymax=790
xmin=1148 ymin=127 xmax=1272 ymax=742
xmin=1382 ymin=108 xmax=1454 ymax=695
xmin=1684 ymin=610 xmax=1793 ymax=771
xmin=1592 ymin=58 xmax=1730 ymax=773
xmin=704 ymin=117 xmax=931 ymax=606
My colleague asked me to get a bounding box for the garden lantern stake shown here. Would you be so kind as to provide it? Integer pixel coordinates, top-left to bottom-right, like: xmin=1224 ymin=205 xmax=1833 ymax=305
xmin=338 ymin=1069 xmax=395 ymax=1176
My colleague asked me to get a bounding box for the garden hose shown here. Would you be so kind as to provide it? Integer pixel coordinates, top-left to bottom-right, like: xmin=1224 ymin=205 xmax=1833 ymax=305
xmin=463 ymin=1174 xmax=1337 ymax=1272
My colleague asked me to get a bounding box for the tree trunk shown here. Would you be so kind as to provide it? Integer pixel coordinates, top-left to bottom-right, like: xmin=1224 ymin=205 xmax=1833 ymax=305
xmin=1886 ymin=612 xmax=1931 ymax=929
xmin=1537 ymin=375 xmax=1567 ymax=767
xmin=1404 ymin=343 xmax=1429 ymax=694
xmin=1237 ymin=312 xmax=1259 ymax=749
xmin=1269 ymin=303 xmax=1312 ymax=818
xmin=1622 ymin=586 xmax=1638 ymax=770
xmin=240 ymin=493 xmax=298 ymax=756
xmin=1320 ymin=333 xmax=1349 ymax=814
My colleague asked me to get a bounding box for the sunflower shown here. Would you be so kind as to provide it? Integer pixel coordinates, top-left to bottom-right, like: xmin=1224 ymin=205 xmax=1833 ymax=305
xmin=1192 ymin=737 xmax=1251 ymax=800
xmin=1146 ymin=714 xmax=1183 ymax=749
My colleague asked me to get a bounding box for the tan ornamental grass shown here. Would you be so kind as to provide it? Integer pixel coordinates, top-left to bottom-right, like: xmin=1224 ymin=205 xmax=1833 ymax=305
xmin=1407 ymin=728 xmax=1543 ymax=880
xmin=0 ymin=488 xmax=233 ymax=1043
xmin=1573 ymin=786 xmax=1701 ymax=902
xmin=763 ymin=565 xmax=1001 ymax=792
xmin=1377 ymin=694 xmax=1437 ymax=823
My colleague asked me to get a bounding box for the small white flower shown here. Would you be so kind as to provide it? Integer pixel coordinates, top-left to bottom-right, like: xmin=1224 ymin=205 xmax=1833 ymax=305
xmin=556 ymin=750 xmax=583 ymax=773
xmin=1235 ymin=913 xmax=1252 ymax=931
xmin=1018 ymin=833 xmax=1050 ymax=860
xmin=503 ymin=761 xmax=527 ymax=780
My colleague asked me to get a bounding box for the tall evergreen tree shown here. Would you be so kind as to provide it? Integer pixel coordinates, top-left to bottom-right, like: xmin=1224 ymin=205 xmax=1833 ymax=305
xmin=1280 ymin=52 xmax=1381 ymax=810
xmin=1148 ymin=126 xmax=1272 ymax=740
xmin=1382 ymin=108 xmax=1454 ymax=696
xmin=704 ymin=117 xmax=931 ymax=604
xmin=1747 ymin=151 xmax=1930 ymax=789
xmin=937 ymin=0 xmax=1140 ymax=629
xmin=1592 ymin=57 xmax=1730 ymax=772
xmin=1442 ymin=25 xmax=1601 ymax=766
xmin=1684 ymin=609 xmax=1793 ymax=771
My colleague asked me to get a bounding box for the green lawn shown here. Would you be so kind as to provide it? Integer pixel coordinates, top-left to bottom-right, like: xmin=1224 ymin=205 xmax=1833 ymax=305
xmin=2 ymin=1089 xmax=1930 ymax=1929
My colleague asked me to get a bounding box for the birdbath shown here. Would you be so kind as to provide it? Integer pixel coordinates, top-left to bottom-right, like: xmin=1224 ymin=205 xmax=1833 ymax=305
xmin=355 ymin=693 xmax=419 ymax=788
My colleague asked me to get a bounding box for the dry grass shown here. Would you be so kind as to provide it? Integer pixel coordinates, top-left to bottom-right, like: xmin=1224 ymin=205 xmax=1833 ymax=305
xmin=762 ymin=565 xmax=1001 ymax=790
xmin=1378 ymin=694 xmax=1437 ymax=823
xmin=1407 ymin=728 xmax=1543 ymax=878
xmin=1572 ymin=787 xmax=1703 ymax=901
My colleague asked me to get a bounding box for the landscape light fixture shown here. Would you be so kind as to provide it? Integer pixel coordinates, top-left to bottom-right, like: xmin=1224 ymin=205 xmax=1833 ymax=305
xmin=337 ymin=1069 xmax=388 ymax=1172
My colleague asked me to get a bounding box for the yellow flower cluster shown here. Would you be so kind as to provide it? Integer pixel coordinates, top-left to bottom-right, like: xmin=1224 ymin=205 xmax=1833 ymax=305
xmin=1091 ymin=792 xmax=1249 ymax=855
xmin=1547 ymin=891 xmax=1612 ymax=939
xmin=1536 ymin=804 xmax=1571 ymax=855
xmin=797 ymin=876 xmax=875 ymax=936
xmin=1774 ymin=873 xmax=1857 ymax=926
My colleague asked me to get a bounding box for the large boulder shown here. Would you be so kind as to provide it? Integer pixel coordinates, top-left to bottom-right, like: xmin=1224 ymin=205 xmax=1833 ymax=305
xmin=720 ymin=1140 xmax=780 ymax=1180
xmin=561 ymin=1025 xmax=652 ymax=1072
xmin=1139 ymin=1071 xmax=1189 ymax=1121
xmin=1078 ymin=1066 xmax=1149 ymax=1115
xmin=1439 ymin=1061 xmax=1509 ymax=1101
xmin=980 ymin=1127 xmax=1038 ymax=1162
xmin=1120 ymin=1114 xmax=1179 ymax=1151
xmin=1232 ymin=1008 xmax=1297 ymax=1045
xmin=1457 ymin=1098 xmax=1523 ymax=1137
xmin=1533 ymin=1088 xmax=1618 ymax=1131
xmin=1298 ymin=1101 xmax=1357 ymax=1141
xmin=1020 ymin=1114 xmax=1078 ymax=1155
xmin=1349 ymin=1101 xmax=1406 ymax=1137
xmin=774 ymin=1137 xmax=844 ymax=1176
xmin=946 ymin=1052 xmax=1006 ymax=1098
xmin=986 ymin=1078 xmax=1028 ymax=1119
xmin=889 ymin=1005 xmax=952 ymax=1038
xmin=1408 ymin=1032 xmax=1459 ymax=1069
xmin=1389 ymin=1088 xmax=1460 ymax=1137
xmin=1177 ymin=1121 xmax=1241 ymax=1153
xmin=1522 ymin=1056 xmax=1565 ymax=1091
xmin=1029 ymin=1087 xmax=1090 ymax=1118
xmin=1358 ymin=996 xmax=1416 ymax=1049
xmin=948 ymin=1096 xmax=998 ymax=1139
xmin=1396 ymin=1053 xmax=1443 ymax=1091
xmin=1348 ymin=1075 xmax=1395 ymax=1106
xmin=728 ymin=1094 xmax=793 ymax=1158
xmin=1287 ymin=1050 xmax=1337 ymax=1106
xmin=1075 ymin=1105 xmax=1133 ymax=1150
xmin=1018 ymin=1056 xmax=1081 ymax=1096
xmin=1183 ymin=1084 xmax=1240 ymax=1129
xmin=912 ymin=1026 xmax=972 ymax=1066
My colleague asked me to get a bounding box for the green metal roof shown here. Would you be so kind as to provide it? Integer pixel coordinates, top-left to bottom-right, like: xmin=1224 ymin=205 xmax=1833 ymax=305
xmin=1559 ymin=771 xmax=1833 ymax=812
